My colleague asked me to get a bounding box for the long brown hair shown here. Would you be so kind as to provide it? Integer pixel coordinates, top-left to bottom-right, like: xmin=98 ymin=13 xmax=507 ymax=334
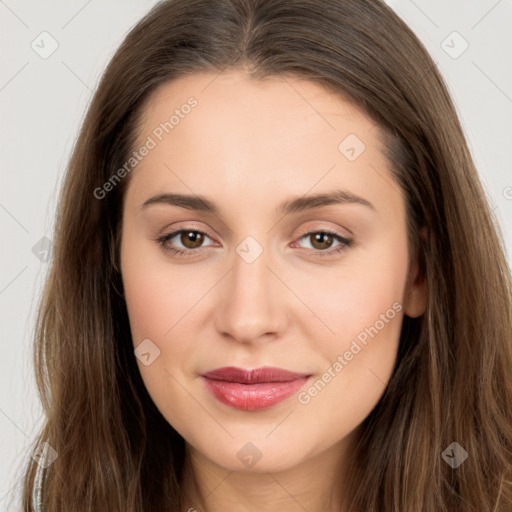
xmin=19 ymin=0 xmax=512 ymax=510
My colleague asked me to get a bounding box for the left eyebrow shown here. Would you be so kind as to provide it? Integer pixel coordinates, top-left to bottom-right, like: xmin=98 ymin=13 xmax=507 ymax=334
xmin=139 ymin=189 xmax=375 ymax=215
xmin=277 ymin=189 xmax=375 ymax=215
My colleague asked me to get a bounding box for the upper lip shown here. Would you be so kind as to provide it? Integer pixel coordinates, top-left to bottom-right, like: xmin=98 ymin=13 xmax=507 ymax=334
xmin=201 ymin=366 xmax=310 ymax=384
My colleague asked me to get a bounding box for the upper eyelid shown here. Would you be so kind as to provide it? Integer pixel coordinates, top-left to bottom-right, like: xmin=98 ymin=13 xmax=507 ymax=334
xmin=163 ymin=227 xmax=351 ymax=246
xmin=161 ymin=218 xmax=352 ymax=238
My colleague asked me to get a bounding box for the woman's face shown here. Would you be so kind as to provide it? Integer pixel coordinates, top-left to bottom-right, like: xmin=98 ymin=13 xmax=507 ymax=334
xmin=120 ymin=70 xmax=426 ymax=474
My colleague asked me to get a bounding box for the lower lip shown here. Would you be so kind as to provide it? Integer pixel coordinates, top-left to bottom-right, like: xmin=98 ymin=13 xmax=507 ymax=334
xmin=202 ymin=376 xmax=310 ymax=411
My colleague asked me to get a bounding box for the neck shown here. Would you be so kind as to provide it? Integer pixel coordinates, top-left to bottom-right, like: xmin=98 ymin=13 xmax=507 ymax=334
xmin=179 ymin=426 xmax=362 ymax=512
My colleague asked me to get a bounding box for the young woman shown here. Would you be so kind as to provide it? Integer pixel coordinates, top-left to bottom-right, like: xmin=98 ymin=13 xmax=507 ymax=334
xmin=21 ymin=0 xmax=512 ymax=510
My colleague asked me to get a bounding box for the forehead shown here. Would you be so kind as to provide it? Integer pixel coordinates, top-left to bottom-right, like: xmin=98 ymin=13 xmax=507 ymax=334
xmin=137 ymin=69 xmax=373 ymax=142
xmin=125 ymin=69 xmax=402 ymax=220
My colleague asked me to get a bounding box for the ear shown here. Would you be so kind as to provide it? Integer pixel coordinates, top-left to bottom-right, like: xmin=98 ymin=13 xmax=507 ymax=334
xmin=404 ymin=228 xmax=428 ymax=318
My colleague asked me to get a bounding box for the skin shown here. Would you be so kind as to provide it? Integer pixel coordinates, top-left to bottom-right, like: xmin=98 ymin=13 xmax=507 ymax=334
xmin=120 ymin=69 xmax=427 ymax=512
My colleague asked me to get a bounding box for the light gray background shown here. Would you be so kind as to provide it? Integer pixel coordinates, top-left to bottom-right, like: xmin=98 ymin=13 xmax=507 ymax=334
xmin=1 ymin=0 xmax=511 ymax=509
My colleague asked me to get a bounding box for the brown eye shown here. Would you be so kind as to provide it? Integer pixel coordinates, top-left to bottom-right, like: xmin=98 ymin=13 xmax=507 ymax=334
xmin=309 ymin=232 xmax=335 ymax=250
xmin=293 ymin=229 xmax=353 ymax=256
xmin=180 ymin=231 xmax=205 ymax=249
xmin=157 ymin=228 xmax=215 ymax=256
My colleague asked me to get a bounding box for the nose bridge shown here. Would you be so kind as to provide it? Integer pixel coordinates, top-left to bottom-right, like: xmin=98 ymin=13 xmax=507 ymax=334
xmin=214 ymin=234 xmax=287 ymax=342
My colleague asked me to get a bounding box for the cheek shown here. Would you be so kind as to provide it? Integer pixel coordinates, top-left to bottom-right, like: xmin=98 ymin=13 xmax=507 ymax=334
xmin=121 ymin=228 xmax=211 ymax=344
xmin=121 ymin=237 xmax=205 ymax=431
xmin=295 ymin=227 xmax=408 ymax=345
xmin=120 ymin=231 xmax=224 ymax=415
xmin=293 ymin=231 xmax=408 ymax=436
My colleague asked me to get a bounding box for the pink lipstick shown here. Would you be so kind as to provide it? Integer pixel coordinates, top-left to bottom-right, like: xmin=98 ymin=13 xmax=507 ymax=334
xmin=201 ymin=366 xmax=311 ymax=411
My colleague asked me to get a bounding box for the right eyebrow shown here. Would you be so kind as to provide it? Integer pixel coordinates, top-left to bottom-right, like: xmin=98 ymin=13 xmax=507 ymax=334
xmin=140 ymin=193 xmax=218 ymax=213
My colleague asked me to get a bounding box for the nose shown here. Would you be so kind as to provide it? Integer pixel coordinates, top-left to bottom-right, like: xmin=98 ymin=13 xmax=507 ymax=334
xmin=214 ymin=242 xmax=289 ymax=344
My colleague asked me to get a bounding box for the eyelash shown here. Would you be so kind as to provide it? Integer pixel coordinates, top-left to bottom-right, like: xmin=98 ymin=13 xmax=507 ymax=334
xmin=156 ymin=228 xmax=353 ymax=258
